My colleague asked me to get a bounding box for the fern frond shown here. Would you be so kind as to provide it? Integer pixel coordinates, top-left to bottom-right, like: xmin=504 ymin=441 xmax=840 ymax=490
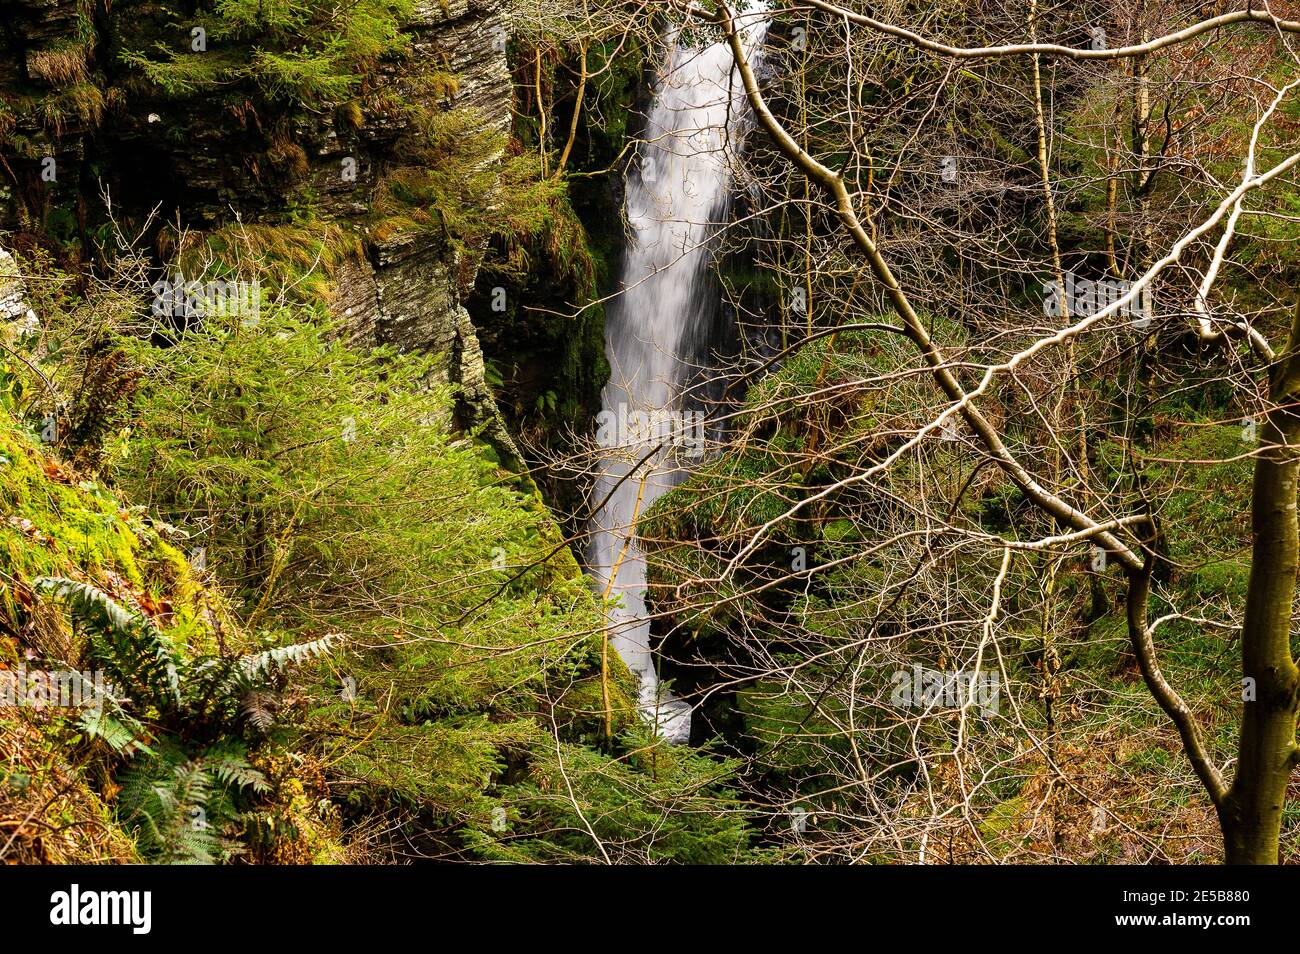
xmin=161 ymin=760 xmax=220 ymax=864
xmin=79 ymin=706 xmax=152 ymax=755
xmin=240 ymin=689 xmax=277 ymax=734
xmin=207 ymin=751 xmax=270 ymax=794
xmin=118 ymin=741 xmax=268 ymax=864
xmin=34 ymin=576 xmax=137 ymax=633
xmin=237 ymin=633 xmax=342 ymax=679
xmin=33 ymin=577 xmax=181 ymax=709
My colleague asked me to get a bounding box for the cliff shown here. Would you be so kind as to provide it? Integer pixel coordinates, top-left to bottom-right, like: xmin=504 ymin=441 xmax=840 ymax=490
xmin=0 ymin=0 xmax=518 ymax=455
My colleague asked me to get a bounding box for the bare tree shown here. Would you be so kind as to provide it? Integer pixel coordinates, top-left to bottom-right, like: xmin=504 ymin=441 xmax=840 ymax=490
xmin=577 ymin=0 xmax=1300 ymax=863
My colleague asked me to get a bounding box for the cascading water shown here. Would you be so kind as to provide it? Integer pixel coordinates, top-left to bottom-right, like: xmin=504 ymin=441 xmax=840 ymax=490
xmin=588 ymin=11 xmax=768 ymax=744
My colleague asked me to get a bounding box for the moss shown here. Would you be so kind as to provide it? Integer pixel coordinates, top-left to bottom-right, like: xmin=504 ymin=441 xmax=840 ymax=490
xmin=978 ymin=795 xmax=1031 ymax=858
xmin=20 ymin=81 xmax=105 ymax=136
xmin=115 ymin=0 xmax=416 ymax=109
xmin=0 ymin=400 xmax=238 ymax=660
xmin=553 ymin=673 xmax=637 ymax=738
xmin=366 ymin=104 xmax=507 ymax=260
xmin=0 ymin=387 xmax=249 ymax=862
xmin=1097 ymin=420 xmax=1253 ymax=606
xmin=170 ymin=219 xmax=364 ymax=312
xmin=0 ymin=349 xmax=368 ymax=863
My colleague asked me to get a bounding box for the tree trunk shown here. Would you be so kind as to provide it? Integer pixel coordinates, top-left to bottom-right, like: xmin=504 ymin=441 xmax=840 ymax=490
xmin=1224 ymin=303 xmax=1300 ymax=864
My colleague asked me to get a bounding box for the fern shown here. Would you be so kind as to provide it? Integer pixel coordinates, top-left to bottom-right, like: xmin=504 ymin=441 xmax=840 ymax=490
xmin=50 ymin=666 xmax=151 ymax=754
xmin=119 ymin=743 xmax=269 ymax=864
xmin=239 ymin=689 xmax=277 ymax=734
xmin=155 ymin=761 xmax=222 ymax=864
xmin=207 ymin=751 xmax=270 ymax=794
xmin=184 ymin=633 xmax=343 ymax=733
xmin=78 ymin=706 xmax=151 ymax=756
xmin=237 ymin=633 xmax=339 ymax=680
xmin=35 ymin=576 xmax=341 ymax=736
xmin=33 ymin=577 xmax=180 ymax=709
xmin=33 ymin=576 xmax=340 ymax=860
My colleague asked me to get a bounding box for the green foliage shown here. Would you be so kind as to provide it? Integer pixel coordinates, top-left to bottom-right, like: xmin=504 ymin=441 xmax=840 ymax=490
xmin=177 ymin=220 xmax=363 ymax=313
xmin=34 ymin=577 xmax=179 ymax=713
xmin=0 ymin=358 xmax=348 ymax=863
xmin=118 ymin=741 xmax=269 ymax=864
xmin=117 ymin=48 xmax=239 ymax=97
xmin=0 ymin=402 xmax=188 ymax=643
xmin=109 ymin=307 xmax=452 ymax=606
xmin=94 ymin=297 xmax=745 ymax=860
xmin=369 ymin=106 xmax=508 ymax=252
xmin=119 ymin=0 xmax=415 ymax=107
xmin=464 ymin=728 xmax=758 ymax=864
xmin=250 ymin=50 xmax=358 ymax=105
xmin=32 ymin=572 xmax=340 ymax=861
xmin=0 ymin=7 xmax=768 ymax=866
xmin=468 ymin=151 xmax=610 ymax=434
xmin=34 ymin=572 xmax=341 ymax=739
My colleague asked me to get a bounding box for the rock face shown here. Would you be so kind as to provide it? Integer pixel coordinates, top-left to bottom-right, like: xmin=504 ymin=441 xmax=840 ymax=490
xmin=410 ymin=0 xmax=513 ymax=137
xmin=0 ymin=0 xmax=519 ymax=457
xmin=344 ymin=0 xmax=517 ymax=454
xmin=343 ymin=225 xmax=520 ymax=460
xmin=0 ymin=247 xmax=36 ymax=325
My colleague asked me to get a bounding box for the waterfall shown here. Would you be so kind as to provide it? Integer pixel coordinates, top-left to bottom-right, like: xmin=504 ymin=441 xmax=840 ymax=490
xmin=588 ymin=11 xmax=768 ymax=744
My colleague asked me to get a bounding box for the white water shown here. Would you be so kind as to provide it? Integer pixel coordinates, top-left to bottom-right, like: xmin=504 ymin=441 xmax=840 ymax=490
xmin=588 ymin=13 xmax=768 ymax=744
